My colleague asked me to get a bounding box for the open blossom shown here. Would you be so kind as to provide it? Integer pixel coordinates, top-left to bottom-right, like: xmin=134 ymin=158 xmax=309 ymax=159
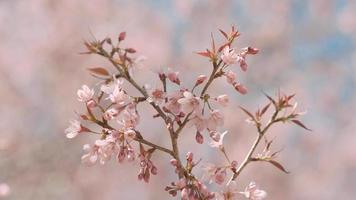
xmin=108 ymin=83 xmax=128 ymax=105
xmin=209 ymin=131 xmax=228 ymax=149
xmin=119 ymin=106 xmax=140 ymax=129
xmin=177 ymin=91 xmax=200 ymax=114
xmin=216 ymin=94 xmax=229 ymax=107
xmin=221 ymin=46 xmax=240 ymax=65
xmin=165 ymin=90 xmax=183 ymax=114
xmin=239 ymin=182 xmax=267 ymax=200
xmin=77 ymin=85 xmax=94 ymax=102
xmin=191 ymin=113 xmax=207 ymax=132
xmin=81 ymin=144 xmax=100 ymax=166
xmin=103 ymin=108 xmax=119 ymax=121
xmin=101 ymin=80 xmax=123 ymax=94
xmin=207 ymin=110 xmax=224 ymax=131
xmin=151 ymin=88 xmax=166 ymax=104
xmin=202 ymin=163 xmax=226 ymax=185
xmin=65 ymin=119 xmax=86 ymax=139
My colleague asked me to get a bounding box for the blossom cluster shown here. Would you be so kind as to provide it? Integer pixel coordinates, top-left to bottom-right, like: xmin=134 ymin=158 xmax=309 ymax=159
xmin=66 ymin=26 xmax=309 ymax=199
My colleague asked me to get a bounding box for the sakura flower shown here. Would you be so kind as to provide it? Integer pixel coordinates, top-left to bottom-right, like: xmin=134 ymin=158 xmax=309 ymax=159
xmin=209 ymin=131 xmax=228 ymax=149
xmin=239 ymin=182 xmax=267 ymax=200
xmin=216 ymin=94 xmax=229 ymax=107
xmin=225 ymin=70 xmax=236 ymax=84
xmin=108 ymin=83 xmax=128 ymax=105
xmin=221 ymin=46 xmax=239 ymax=65
xmin=65 ymin=119 xmax=87 ymax=139
xmin=191 ymin=113 xmax=207 ymax=132
xmin=95 ymin=136 xmax=118 ymax=164
xmin=77 ymin=85 xmax=94 ymax=102
xmin=101 ymin=79 xmax=124 ymax=94
xmin=207 ymin=110 xmax=224 ymax=131
xmin=119 ymin=106 xmax=140 ymax=129
xmin=81 ymin=144 xmax=99 ymax=166
xmin=177 ymin=91 xmax=200 ymax=114
xmin=0 ymin=183 xmax=10 ymax=197
xmin=165 ymin=90 xmax=183 ymax=114
xmin=103 ymin=108 xmax=119 ymax=121
xmin=201 ymin=163 xmax=219 ymax=184
xmin=151 ymin=88 xmax=166 ymax=104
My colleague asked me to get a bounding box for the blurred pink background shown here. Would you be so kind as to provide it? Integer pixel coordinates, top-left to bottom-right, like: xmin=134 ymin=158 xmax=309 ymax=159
xmin=0 ymin=0 xmax=355 ymax=199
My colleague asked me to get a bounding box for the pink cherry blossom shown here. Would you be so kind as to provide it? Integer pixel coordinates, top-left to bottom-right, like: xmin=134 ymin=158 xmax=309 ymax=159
xmin=65 ymin=119 xmax=85 ymax=139
xmin=239 ymin=182 xmax=267 ymax=200
xmin=216 ymin=94 xmax=229 ymax=107
xmin=108 ymin=82 xmax=128 ymax=105
xmin=81 ymin=144 xmax=100 ymax=166
xmin=177 ymin=91 xmax=200 ymax=114
xmin=191 ymin=113 xmax=207 ymax=132
xmin=207 ymin=110 xmax=224 ymax=131
xmin=209 ymin=131 xmax=228 ymax=149
xmin=221 ymin=46 xmax=240 ymax=65
xmin=103 ymin=108 xmax=119 ymax=121
xmin=151 ymin=88 xmax=166 ymax=104
xmin=77 ymin=85 xmax=94 ymax=102
xmin=165 ymin=90 xmax=183 ymax=114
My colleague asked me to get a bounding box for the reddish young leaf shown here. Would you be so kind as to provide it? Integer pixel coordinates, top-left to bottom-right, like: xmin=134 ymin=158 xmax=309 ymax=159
xmin=219 ymin=29 xmax=228 ymax=39
xmin=196 ymin=51 xmax=211 ymax=58
xmin=260 ymin=103 xmax=271 ymax=116
xmin=239 ymin=106 xmax=255 ymax=121
xmin=291 ymin=120 xmax=312 ymax=131
xmin=263 ymin=92 xmax=277 ymax=108
xmin=268 ymin=160 xmax=290 ymax=174
xmin=87 ymin=67 xmax=110 ymax=76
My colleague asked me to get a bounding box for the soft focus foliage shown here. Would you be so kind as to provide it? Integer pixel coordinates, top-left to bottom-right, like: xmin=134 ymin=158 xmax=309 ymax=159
xmin=0 ymin=0 xmax=355 ymax=199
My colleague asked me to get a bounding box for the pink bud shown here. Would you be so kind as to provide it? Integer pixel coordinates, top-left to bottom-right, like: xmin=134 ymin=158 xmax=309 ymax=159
xmin=117 ymin=149 xmax=126 ymax=163
xmin=216 ymin=94 xmax=229 ymax=107
xmin=151 ymin=165 xmax=158 ymax=175
xmin=195 ymin=131 xmax=204 ymax=144
xmin=234 ymin=83 xmax=247 ymax=94
xmin=118 ymin=32 xmax=126 ymax=42
xmin=167 ymin=71 xmax=180 ymax=85
xmin=186 ymin=152 xmax=193 ymax=162
xmin=195 ymin=75 xmax=207 ymax=85
xmin=231 ymin=160 xmax=238 ymax=169
xmin=181 ymin=188 xmax=188 ymax=200
xmin=86 ymin=99 xmax=97 ymax=108
xmin=170 ymin=159 xmax=178 ymax=166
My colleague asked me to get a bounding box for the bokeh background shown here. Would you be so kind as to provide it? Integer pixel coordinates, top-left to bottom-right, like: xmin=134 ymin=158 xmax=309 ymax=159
xmin=0 ymin=0 xmax=355 ymax=199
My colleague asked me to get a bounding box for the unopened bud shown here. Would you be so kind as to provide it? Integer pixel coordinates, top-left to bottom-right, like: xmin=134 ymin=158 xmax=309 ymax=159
xmin=186 ymin=152 xmax=193 ymax=162
xmin=234 ymin=83 xmax=247 ymax=95
xmin=195 ymin=75 xmax=207 ymax=86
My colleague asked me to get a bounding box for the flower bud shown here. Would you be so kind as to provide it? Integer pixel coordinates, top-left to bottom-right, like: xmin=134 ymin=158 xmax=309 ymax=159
xmin=170 ymin=159 xmax=178 ymax=166
xmin=234 ymin=83 xmax=247 ymax=94
xmin=195 ymin=131 xmax=204 ymax=144
xmin=195 ymin=75 xmax=207 ymax=86
xmin=118 ymin=32 xmax=126 ymax=42
xmin=186 ymin=152 xmax=193 ymax=162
